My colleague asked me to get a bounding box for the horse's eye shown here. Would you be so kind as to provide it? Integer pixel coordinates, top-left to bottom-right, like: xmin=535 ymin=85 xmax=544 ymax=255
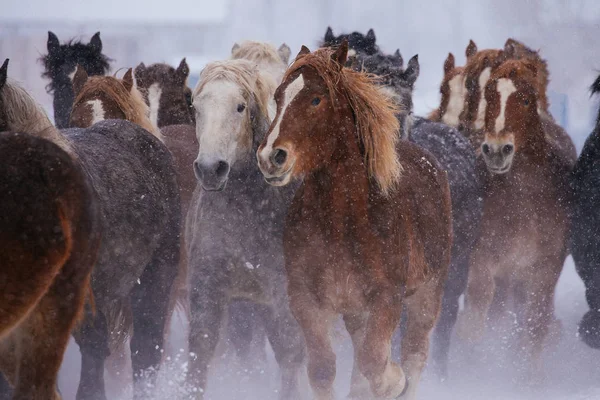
xmin=311 ymin=97 xmax=321 ymax=106
xmin=523 ymin=99 xmax=530 ymax=106
xmin=237 ymin=103 xmax=246 ymax=113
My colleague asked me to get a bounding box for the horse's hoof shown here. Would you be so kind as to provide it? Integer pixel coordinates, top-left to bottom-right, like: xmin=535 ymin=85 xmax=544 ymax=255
xmin=396 ymin=379 xmax=409 ymax=398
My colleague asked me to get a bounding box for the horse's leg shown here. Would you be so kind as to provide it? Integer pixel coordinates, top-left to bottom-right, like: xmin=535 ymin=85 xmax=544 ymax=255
xmin=400 ymin=273 xmax=444 ymax=400
xmin=358 ymin=289 xmax=405 ymax=399
xmin=456 ymin=250 xmax=495 ymax=342
xmin=258 ymin=301 xmax=305 ymax=400
xmin=288 ymin=284 xmax=336 ymax=400
xmin=0 ymin=374 xmax=11 ymax=400
xmin=519 ymin=258 xmax=562 ymax=384
xmin=228 ymin=300 xmax=266 ymax=370
xmin=129 ymin=234 xmax=180 ymax=399
xmin=187 ymin=261 xmax=229 ymax=399
xmin=431 ymin=254 xmax=468 ymax=380
xmin=343 ymin=313 xmax=370 ymax=399
xmin=74 ymin=307 xmax=110 ymax=400
xmin=0 ymin=335 xmax=17 ymax=399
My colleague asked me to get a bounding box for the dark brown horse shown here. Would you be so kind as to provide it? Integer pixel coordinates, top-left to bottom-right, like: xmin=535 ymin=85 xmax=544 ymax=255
xmin=257 ymin=42 xmax=452 ymax=400
xmin=0 ymin=58 xmax=101 ymax=399
xmin=134 ymin=59 xmax=195 ymax=127
xmin=456 ymin=59 xmax=574 ymax=382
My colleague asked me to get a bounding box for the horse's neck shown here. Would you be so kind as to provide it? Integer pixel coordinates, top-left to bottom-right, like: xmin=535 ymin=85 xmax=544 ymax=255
xmin=52 ymin=83 xmax=74 ymax=129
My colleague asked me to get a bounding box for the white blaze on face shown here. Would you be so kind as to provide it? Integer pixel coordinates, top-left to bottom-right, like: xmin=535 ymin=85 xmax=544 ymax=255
xmin=442 ymin=74 xmax=466 ymax=127
xmin=494 ymin=78 xmax=517 ymax=133
xmin=194 ymin=79 xmax=249 ymax=166
xmin=474 ymin=67 xmax=492 ymax=130
xmin=148 ymin=83 xmax=162 ymax=128
xmin=259 ymin=74 xmax=305 ymax=161
xmin=87 ymin=99 xmax=105 ymax=124
xmin=68 ymin=69 xmax=77 ymax=82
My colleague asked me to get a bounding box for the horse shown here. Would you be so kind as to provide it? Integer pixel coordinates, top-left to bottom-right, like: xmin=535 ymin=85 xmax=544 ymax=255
xmin=231 ymin=40 xmax=292 ymax=84
xmin=0 ymin=67 xmax=181 ymax=399
xmin=40 ymin=31 xmax=111 ymax=129
xmin=428 ymin=40 xmax=477 ymax=129
xmin=352 ymin=49 xmax=483 ymax=379
xmin=186 ymin=57 xmax=305 ymax=399
xmin=134 ymin=59 xmax=195 ymax=127
xmin=67 ymin=65 xmax=193 ymax=395
xmin=455 ymin=59 xmax=574 ymax=382
xmin=0 ymin=59 xmax=101 ymax=400
xmin=321 ymin=26 xmax=380 ymax=56
xmin=571 ymin=73 xmax=600 ymax=349
xmin=257 ymin=41 xmax=452 ymax=400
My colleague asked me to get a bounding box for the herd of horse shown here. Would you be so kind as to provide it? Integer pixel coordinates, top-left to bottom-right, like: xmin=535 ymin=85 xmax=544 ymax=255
xmin=0 ymin=25 xmax=599 ymax=400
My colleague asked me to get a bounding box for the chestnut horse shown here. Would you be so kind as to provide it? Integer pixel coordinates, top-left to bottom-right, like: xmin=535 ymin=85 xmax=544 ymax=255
xmin=428 ymin=40 xmax=477 ymax=128
xmin=134 ymin=59 xmax=195 ymax=127
xmin=257 ymin=42 xmax=452 ymax=400
xmin=41 ymin=31 xmax=111 ymax=129
xmin=0 ymin=59 xmax=101 ymax=399
xmin=456 ymin=59 xmax=573 ymax=381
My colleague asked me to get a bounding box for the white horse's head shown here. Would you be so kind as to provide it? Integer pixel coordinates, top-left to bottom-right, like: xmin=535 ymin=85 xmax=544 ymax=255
xmin=191 ymin=59 xmax=275 ymax=191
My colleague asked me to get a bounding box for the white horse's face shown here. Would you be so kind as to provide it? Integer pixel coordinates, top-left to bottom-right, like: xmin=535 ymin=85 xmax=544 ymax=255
xmin=192 ymin=79 xmax=252 ymax=191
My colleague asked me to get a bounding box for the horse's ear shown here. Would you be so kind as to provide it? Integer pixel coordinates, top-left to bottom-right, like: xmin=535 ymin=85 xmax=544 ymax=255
xmin=444 ymin=53 xmax=455 ymax=74
xmin=0 ymin=59 xmax=8 ymax=90
xmin=278 ymin=43 xmax=291 ymax=64
xmin=176 ymin=58 xmax=190 ymax=84
xmin=47 ymin=31 xmax=60 ymax=54
xmin=90 ymin=32 xmax=102 ymax=52
xmin=466 ymin=39 xmax=477 ymax=59
xmin=332 ymin=39 xmax=349 ymax=66
xmin=296 ymin=45 xmax=311 ymax=60
xmin=122 ymin=68 xmax=134 ymax=92
xmin=72 ymin=65 xmax=88 ymax=96
xmin=324 ymin=26 xmax=335 ymax=43
xmin=403 ymin=55 xmax=420 ymax=86
xmin=231 ymin=42 xmax=240 ymax=54
xmin=366 ymin=28 xmax=376 ymax=43
xmin=134 ymin=62 xmax=146 ymax=87
xmin=393 ymin=49 xmax=403 ymax=68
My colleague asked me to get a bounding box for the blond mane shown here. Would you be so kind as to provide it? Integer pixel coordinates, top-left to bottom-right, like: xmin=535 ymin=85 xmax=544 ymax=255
xmin=1 ymin=79 xmax=72 ymax=153
xmin=73 ymin=75 xmax=164 ymax=141
xmin=285 ymin=48 xmax=402 ymax=195
xmin=194 ymin=59 xmax=276 ymax=124
xmin=231 ymin=41 xmax=288 ymax=83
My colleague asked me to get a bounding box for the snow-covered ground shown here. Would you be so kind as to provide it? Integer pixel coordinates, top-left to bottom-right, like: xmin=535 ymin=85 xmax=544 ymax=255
xmin=56 ymin=256 xmax=600 ymax=400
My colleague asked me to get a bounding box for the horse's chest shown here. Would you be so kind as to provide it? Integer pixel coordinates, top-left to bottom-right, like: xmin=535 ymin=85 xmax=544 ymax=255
xmin=289 ymin=227 xmax=370 ymax=313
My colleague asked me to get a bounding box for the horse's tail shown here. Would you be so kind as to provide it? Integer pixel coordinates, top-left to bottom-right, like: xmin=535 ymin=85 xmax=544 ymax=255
xmin=105 ymin=298 xmax=133 ymax=359
xmin=166 ymin=241 xmax=190 ymax=327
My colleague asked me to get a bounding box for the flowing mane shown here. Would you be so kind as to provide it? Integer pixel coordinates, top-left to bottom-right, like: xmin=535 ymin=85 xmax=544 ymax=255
xmin=285 ymin=48 xmax=402 ymax=194
xmin=1 ymin=79 xmax=71 ymax=152
xmin=194 ymin=59 xmax=276 ymax=123
xmin=73 ymin=74 xmax=163 ymax=140
xmin=231 ymin=41 xmax=283 ymax=66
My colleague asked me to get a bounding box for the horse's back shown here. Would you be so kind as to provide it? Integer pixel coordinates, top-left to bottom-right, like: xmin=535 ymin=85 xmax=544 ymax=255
xmin=62 ymin=119 xmax=180 ymax=299
xmin=0 ymin=131 xmax=97 ymax=335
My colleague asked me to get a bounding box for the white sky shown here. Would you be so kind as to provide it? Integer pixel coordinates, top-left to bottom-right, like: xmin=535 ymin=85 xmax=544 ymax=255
xmin=0 ymin=0 xmax=228 ymax=23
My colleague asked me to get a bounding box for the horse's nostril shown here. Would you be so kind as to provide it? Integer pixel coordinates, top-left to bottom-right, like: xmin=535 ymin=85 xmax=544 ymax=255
xmin=482 ymin=143 xmax=490 ymax=155
xmin=215 ymin=161 xmax=229 ymax=178
xmin=503 ymin=144 xmax=514 ymax=155
xmin=272 ymin=149 xmax=287 ymax=167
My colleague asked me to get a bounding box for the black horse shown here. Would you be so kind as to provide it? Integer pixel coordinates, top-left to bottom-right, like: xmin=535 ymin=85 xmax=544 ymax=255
xmin=40 ymin=31 xmax=111 ymax=129
xmin=572 ymin=73 xmax=600 ymax=349
xmin=325 ymin=29 xmax=484 ymax=378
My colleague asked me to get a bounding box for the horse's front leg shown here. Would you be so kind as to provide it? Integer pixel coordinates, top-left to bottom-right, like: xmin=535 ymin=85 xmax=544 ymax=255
xmin=288 ymin=283 xmax=336 ymax=400
xmin=343 ymin=313 xmax=370 ymax=399
xmin=358 ymin=287 xmax=405 ymax=399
